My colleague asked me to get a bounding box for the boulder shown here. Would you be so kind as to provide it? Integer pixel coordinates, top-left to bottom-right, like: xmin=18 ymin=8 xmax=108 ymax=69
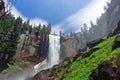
xmin=112 ymin=34 xmax=120 ymax=50
xmin=89 ymin=60 xmax=113 ymax=80
xmin=82 ymin=48 xmax=99 ymax=58
xmin=116 ymin=54 xmax=120 ymax=80
xmin=89 ymin=55 xmax=120 ymax=80
xmin=87 ymin=39 xmax=103 ymax=48
xmin=28 ymin=70 xmax=49 ymax=80
xmin=116 ymin=54 xmax=120 ymax=67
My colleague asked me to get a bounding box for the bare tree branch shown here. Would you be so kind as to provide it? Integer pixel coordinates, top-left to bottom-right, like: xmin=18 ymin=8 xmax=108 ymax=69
xmin=0 ymin=0 xmax=16 ymax=19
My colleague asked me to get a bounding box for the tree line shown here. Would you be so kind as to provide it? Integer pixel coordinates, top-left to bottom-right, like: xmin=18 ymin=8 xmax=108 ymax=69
xmin=0 ymin=12 xmax=51 ymax=71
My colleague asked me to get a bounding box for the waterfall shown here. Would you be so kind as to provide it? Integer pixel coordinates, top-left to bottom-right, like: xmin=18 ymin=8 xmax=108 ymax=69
xmin=34 ymin=34 xmax=60 ymax=69
xmin=0 ymin=35 xmax=61 ymax=80
xmin=48 ymin=35 xmax=60 ymax=68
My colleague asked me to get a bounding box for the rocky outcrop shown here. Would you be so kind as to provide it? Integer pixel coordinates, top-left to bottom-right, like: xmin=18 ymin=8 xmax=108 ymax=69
xmin=89 ymin=54 xmax=120 ymax=80
xmin=112 ymin=34 xmax=120 ymax=50
xmin=82 ymin=48 xmax=99 ymax=58
xmin=28 ymin=70 xmax=49 ymax=80
xmin=87 ymin=39 xmax=103 ymax=48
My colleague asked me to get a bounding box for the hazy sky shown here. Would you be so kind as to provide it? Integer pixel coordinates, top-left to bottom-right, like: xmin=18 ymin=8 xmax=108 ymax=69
xmin=6 ymin=0 xmax=110 ymax=34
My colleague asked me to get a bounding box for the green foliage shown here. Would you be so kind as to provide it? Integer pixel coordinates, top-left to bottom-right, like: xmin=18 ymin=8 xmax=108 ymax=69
xmin=22 ymin=19 xmax=32 ymax=33
xmin=64 ymin=36 xmax=119 ymax=80
xmin=64 ymin=61 xmax=68 ymax=65
xmin=7 ymin=63 xmax=22 ymax=70
xmin=24 ymin=61 xmax=31 ymax=64
xmin=0 ymin=13 xmax=20 ymax=56
xmin=53 ymin=36 xmax=120 ymax=80
xmin=33 ymin=24 xmax=51 ymax=35
xmin=0 ymin=12 xmax=51 ymax=71
xmin=0 ymin=13 xmax=23 ymax=71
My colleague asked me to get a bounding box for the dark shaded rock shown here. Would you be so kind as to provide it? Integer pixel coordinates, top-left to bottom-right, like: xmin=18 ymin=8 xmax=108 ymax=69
xmin=82 ymin=48 xmax=99 ymax=58
xmin=89 ymin=69 xmax=98 ymax=80
xmin=113 ymin=20 xmax=120 ymax=35
xmin=73 ymin=52 xmax=83 ymax=62
xmin=89 ymin=60 xmax=113 ymax=80
xmin=29 ymin=70 xmax=49 ymax=80
xmin=87 ymin=39 xmax=103 ymax=48
xmin=112 ymin=34 xmax=120 ymax=50
xmin=98 ymin=60 xmax=113 ymax=80
xmin=89 ymin=54 xmax=120 ymax=80
xmin=116 ymin=54 xmax=120 ymax=80
xmin=39 ymin=34 xmax=49 ymax=57
xmin=116 ymin=54 xmax=120 ymax=67
xmin=73 ymin=56 xmax=79 ymax=62
xmin=78 ymin=47 xmax=87 ymax=53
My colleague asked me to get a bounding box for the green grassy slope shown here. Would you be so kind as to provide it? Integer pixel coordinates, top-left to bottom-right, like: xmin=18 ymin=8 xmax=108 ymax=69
xmin=48 ymin=35 xmax=120 ymax=80
xmin=64 ymin=36 xmax=120 ymax=80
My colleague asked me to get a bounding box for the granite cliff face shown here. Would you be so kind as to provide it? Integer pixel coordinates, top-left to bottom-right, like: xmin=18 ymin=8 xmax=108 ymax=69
xmin=60 ymin=36 xmax=76 ymax=60
xmin=60 ymin=33 xmax=87 ymax=60
xmin=15 ymin=31 xmax=49 ymax=64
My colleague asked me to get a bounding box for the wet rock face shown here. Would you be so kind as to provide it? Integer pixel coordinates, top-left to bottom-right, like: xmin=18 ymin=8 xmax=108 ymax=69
xmin=112 ymin=34 xmax=120 ymax=50
xmin=89 ymin=54 xmax=120 ymax=80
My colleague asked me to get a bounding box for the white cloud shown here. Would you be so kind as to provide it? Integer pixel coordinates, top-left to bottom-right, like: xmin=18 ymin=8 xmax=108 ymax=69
xmin=11 ymin=7 xmax=48 ymax=26
xmin=52 ymin=24 xmax=63 ymax=34
xmin=4 ymin=0 xmax=48 ymax=26
xmin=4 ymin=0 xmax=110 ymax=34
xmin=29 ymin=18 xmax=48 ymax=26
xmin=52 ymin=0 xmax=110 ymax=34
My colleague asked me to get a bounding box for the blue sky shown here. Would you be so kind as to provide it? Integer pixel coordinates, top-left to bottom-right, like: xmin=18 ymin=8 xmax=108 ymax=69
xmin=8 ymin=0 xmax=109 ymax=34
xmin=13 ymin=0 xmax=91 ymax=25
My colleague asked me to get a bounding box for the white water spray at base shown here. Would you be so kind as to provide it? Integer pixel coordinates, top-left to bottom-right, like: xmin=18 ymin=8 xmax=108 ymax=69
xmin=0 ymin=35 xmax=61 ymax=80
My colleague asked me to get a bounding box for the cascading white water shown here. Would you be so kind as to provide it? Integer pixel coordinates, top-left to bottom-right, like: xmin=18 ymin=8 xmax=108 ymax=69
xmin=48 ymin=35 xmax=60 ymax=68
xmin=0 ymin=35 xmax=61 ymax=80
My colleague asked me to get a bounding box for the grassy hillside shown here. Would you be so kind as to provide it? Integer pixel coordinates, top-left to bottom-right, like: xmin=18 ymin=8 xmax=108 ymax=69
xmin=48 ymin=35 xmax=120 ymax=80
